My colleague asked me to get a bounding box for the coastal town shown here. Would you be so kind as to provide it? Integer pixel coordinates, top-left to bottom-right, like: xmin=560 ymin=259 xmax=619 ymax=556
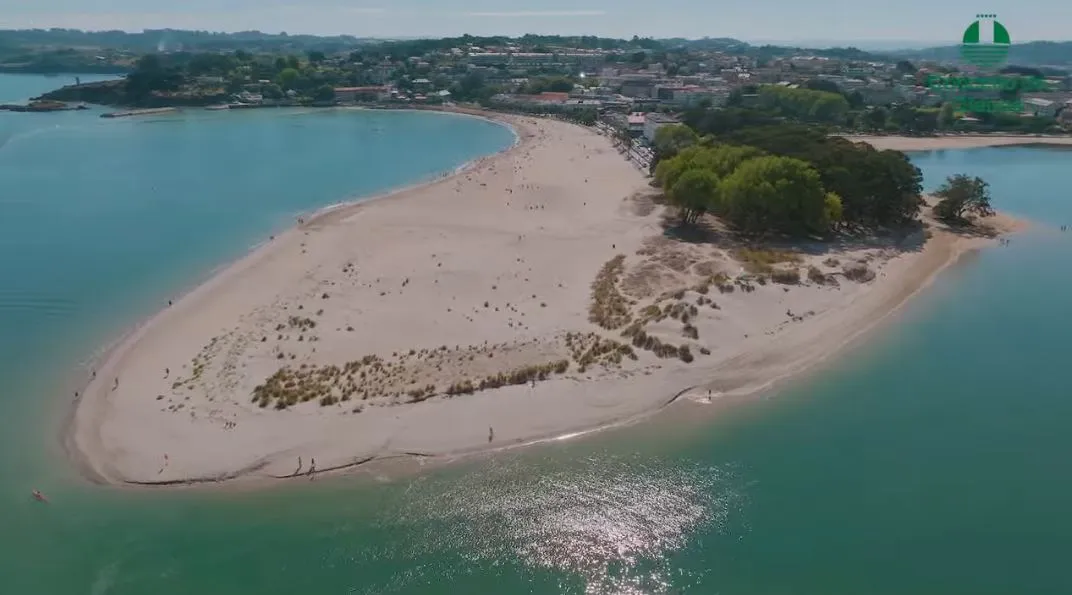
xmin=5 ymin=32 xmax=1072 ymax=136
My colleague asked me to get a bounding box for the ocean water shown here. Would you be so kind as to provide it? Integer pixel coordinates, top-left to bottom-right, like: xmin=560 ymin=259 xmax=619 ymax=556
xmin=4 ymin=73 xmax=1072 ymax=594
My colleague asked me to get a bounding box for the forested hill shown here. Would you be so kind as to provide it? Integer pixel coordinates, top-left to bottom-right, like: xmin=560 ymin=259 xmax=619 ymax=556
xmin=889 ymin=41 xmax=1072 ymax=68
xmin=0 ymin=28 xmax=889 ymax=60
xmin=0 ymin=29 xmax=370 ymax=53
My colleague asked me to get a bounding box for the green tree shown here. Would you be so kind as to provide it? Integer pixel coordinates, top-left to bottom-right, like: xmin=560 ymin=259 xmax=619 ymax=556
xmin=824 ymin=192 xmax=844 ymax=229
xmin=665 ymin=144 xmax=764 ymax=182
xmin=653 ymin=124 xmax=698 ymax=155
xmin=262 ymin=83 xmax=284 ymax=100
xmin=889 ymin=104 xmax=917 ymax=133
xmin=720 ymin=156 xmax=832 ymax=235
xmin=803 ymin=79 xmax=841 ymax=94
xmin=933 ymin=174 xmax=994 ymax=223
xmin=845 ymin=90 xmax=865 ymax=109
xmin=757 ymin=85 xmax=849 ymax=124
xmin=914 ymin=109 xmax=938 ymax=133
xmin=307 ymin=50 xmax=326 ymax=64
xmin=278 ymin=67 xmax=300 ymax=89
xmin=313 ymin=84 xmax=336 ymax=103
xmin=864 ymin=107 xmax=887 ymax=131
xmin=938 ymin=102 xmax=956 ymax=129
xmin=521 ymin=76 xmax=575 ymax=94
xmin=668 ymin=168 xmax=720 ymax=224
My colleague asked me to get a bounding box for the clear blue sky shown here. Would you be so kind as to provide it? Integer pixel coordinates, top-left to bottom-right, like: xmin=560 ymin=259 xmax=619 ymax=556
xmin=0 ymin=0 xmax=1067 ymax=43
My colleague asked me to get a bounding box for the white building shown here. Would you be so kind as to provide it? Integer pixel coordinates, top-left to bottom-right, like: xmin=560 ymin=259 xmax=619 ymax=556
xmin=1023 ymin=97 xmax=1057 ymax=117
xmin=643 ymin=113 xmax=680 ymax=143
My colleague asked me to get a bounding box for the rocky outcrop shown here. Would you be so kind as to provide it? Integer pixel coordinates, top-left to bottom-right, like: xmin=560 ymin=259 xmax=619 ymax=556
xmin=36 ymin=79 xmax=127 ymax=105
xmin=35 ymin=79 xmax=230 ymax=108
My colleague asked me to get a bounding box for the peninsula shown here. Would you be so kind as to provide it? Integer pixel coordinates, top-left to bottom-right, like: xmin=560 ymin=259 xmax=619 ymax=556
xmin=68 ymin=112 xmax=1020 ymax=486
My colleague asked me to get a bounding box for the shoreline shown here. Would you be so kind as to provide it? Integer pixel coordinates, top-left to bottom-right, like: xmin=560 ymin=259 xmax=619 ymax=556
xmin=66 ymin=114 xmax=1024 ymax=489
xmin=842 ymin=134 xmax=1072 ymax=152
xmin=63 ymin=107 xmax=525 ymax=485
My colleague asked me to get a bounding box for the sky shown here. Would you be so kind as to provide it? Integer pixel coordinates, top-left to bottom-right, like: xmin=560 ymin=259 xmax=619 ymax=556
xmin=0 ymin=0 xmax=1068 ymax=44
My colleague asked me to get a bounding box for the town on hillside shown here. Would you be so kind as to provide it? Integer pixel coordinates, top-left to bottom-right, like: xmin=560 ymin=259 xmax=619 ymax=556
xmin=4 ymin=31 xmax=1072 ymax=137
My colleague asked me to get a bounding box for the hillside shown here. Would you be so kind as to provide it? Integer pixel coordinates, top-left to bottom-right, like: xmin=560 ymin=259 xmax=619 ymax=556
xmin=890 ymin=40 xmax=1072 ymax=68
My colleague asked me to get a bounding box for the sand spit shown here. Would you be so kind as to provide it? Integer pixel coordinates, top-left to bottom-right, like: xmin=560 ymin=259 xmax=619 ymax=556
xmin=68 ymin=114 xmax=1022 ymax=487
xmin=844 ymin=134 xmax=1072 ymax=152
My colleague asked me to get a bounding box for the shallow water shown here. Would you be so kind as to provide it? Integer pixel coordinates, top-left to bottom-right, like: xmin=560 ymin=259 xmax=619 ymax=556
xmin=4 ymin=73 xmax=1072 ymax=593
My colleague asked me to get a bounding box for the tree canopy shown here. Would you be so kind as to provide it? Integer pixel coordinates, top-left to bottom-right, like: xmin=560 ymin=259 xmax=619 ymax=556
xmin=932 ymin=174 xmax=995 ymax=223
xmin=653 ymin=143 xmax=841 ymax=236
xmin=668 ymin=168 xmax=721 ymax=224
xmin=650 ymin=124 xmax=699 ymax=168
xmin=720 ymin=156 xmax=840 ymax=235
xmin=713 ymin=124 xmax=923 ymax=227
xmin=756 ymin=85 xmax=850 ymax=124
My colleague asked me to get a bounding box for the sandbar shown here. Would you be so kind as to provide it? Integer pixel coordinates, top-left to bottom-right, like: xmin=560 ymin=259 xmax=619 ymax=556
xmin=68 ymin=114 xmax=1023 ymax=486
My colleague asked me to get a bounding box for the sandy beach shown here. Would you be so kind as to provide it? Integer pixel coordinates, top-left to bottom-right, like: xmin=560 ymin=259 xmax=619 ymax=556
xmin=68 ymin=115 xmax=1023 ymax=486
xmin=844 ymin=134 xmax=1072 ymax=152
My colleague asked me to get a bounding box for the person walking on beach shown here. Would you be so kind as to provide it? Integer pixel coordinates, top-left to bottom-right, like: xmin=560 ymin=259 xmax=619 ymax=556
xmin=308 ymin=458 xmax=316 ymax=480
xmin=488 ymin=426 xmax=494 ymax=443
xmin=294 ymin=457 xmax=303 ymax=476
xmin=113 ymin=377 xmax=119 ymax=391
xmin=164 ymin=367 xmax=169 ymax=378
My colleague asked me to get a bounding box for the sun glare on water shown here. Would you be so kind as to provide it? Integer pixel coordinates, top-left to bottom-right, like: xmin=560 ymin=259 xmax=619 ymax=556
xmin=365 ymin=453 xmax=746 ymax=594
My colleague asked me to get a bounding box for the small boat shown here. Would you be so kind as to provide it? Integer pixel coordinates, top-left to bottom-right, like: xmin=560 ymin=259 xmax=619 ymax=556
xmin=205 ymin=104 xmax=231 ymax=111
xmin=32 ymin=489 xmax=48 ymax=503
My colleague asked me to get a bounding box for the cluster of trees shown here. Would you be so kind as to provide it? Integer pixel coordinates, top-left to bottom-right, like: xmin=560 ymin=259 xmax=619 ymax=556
xmin=853 ymin=103 xmax=1057 ymax=135
xmin=124 ymin=54 xmax=185 ymax=102
xmin=717 ymin=124 xmax=924 ymax=227
xmin=652 ymin=120 xmax=924 ymax=232
xmin=485 ymin=99 xmax=597 ymax=125
xmin=755 ymin=85 xmax=851 ymax=124
xmin=0 ymin=28 xmax=367 ymax=53
xmin=654 ymin=138 xmax=843 ymax=235
xmin=519 ymin=76 xmax=576 ymax=94
xmin=115 ymin=50 xmax=374 ymax=105
xmin=651 ymin=114 xmax=1009 ymax=236
xmin=712 ymin=79 xmax=1066 ymax=136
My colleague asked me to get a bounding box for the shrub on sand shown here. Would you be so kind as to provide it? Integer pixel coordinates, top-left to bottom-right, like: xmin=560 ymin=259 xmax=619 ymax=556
xmin=807 ymin=266 xmax=829 ymax=284
xmin=771 ymin=267 xmax=800 ymax=285
xmin=843 ymin=263 xmax=876 ymax=282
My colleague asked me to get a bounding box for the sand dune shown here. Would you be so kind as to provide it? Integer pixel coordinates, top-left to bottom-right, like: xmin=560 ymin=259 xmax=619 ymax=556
xmin=68 ymin=114 xmax=1021 ymax=486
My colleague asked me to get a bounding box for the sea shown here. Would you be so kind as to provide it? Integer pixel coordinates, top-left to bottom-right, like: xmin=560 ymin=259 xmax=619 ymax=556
xmin=2 ymin=73 xmax=1071 ymax=594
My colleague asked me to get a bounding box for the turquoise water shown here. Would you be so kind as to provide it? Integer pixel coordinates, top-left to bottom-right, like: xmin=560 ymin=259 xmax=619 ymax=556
xmin=5 ymin=72 xmax=1072 ymax=593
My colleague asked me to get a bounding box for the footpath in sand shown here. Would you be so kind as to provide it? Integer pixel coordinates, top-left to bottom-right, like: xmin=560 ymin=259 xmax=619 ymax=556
xmin=70 ymin=116 xmax=1021 ymax=486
